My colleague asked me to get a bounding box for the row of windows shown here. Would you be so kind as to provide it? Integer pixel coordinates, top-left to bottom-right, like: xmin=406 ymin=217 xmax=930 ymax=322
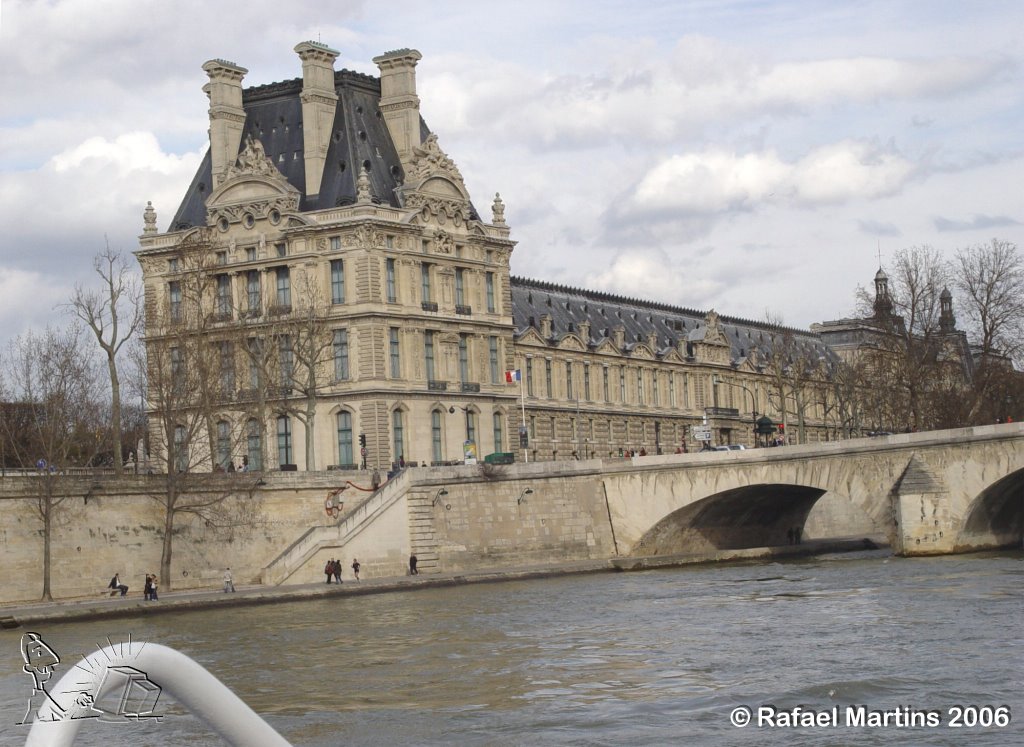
xmin=174 ymin=410 xmax=508 ymax=472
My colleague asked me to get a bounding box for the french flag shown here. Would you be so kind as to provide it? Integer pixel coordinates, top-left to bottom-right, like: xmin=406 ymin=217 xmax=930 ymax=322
xmin=505 ymin=369 xmax=521 ymax=383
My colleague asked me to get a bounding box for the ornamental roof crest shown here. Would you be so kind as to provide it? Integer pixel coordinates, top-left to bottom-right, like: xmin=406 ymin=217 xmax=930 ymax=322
xmin=407 ymin=134 xmax=464 ymax=186
xmin=227 ymin=136 xmax=284 ymax=180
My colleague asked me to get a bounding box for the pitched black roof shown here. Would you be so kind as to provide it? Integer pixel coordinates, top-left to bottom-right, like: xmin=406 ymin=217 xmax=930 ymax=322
xmin=510 ymin=276 xmax=835 ymax=366
xmin=170 ymin=69 xmax=424 ymax=231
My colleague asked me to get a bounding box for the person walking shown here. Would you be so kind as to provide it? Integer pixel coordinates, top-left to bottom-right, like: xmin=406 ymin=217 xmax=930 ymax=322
xmin=324 ymin=559 xmax=335 ymax=584
xmin=332 ymin=559 xmax=342 ymax=584
xmin=143 ymin=574 xmax=153 ymax=601
xmin=150 ymin=574 xmax=159 ymax=601
xmin=223 ymin=567 xmax=235 ymax=593
xmin=351 ymin=558 xmax=361 ymax=581
xmin=409 ymin=554 xmax=418 ymax=575
xmin=371 ymin=468 xmax=381 ymax=491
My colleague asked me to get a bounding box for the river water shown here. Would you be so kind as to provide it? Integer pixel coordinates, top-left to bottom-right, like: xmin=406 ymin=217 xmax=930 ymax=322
xmin=1 ymin=550 xmax=1021 ymax=746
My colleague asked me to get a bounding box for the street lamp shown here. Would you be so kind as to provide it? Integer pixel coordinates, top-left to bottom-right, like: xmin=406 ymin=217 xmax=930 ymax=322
xmin=712 ymin=375 xmax=758 ymax=446
xmin=517 ymin=487 xmax=534 ymax=505
xmin=432 ymin=488 xmax=450 ymax=509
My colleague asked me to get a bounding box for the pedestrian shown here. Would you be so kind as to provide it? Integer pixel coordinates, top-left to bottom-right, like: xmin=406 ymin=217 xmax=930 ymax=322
xmin=786 ymin=528 xmax=794 ymax=545
xmin=351 ymin=558 xmax=361 ymax=581
xmin=324 ymin=559 xmax=334 ymax=584
xmin=241 ymin=455 xmax=249 ymax=472
xmin=144 ymin=574 xmax=153 ymax=601
xmin=227 ymin=460 xmax=236 ymax=473
xmin=332 ymin=559 xmax=342 ymax=584
xmin=223 ymin=567 xmax=235 ymax=593
xmin=108 ymin=573 xmax=128 ymax=597
xmin=371 ymin=468 xmax=381 ymax=491
xmin=409 ymin=554 xmax=418 ymax=575
xmin=150 ymin=574 xmax=159 ymax=601
xmin=399 ymin=456 xmax=406 ymax=470
xmin=795 ymin=526 xmax=802 ymax=545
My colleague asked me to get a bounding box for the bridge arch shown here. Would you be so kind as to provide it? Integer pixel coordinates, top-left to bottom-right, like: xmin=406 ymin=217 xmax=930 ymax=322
xmin=956 ymin=467 xmax=1024 ymax=551
xmin=633 ymin=483 xmax=837 ymax=556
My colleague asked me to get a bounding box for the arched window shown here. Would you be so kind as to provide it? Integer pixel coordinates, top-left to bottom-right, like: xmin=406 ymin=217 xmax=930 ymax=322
xmin=246 ymin=419 xmax=262 ymax=471
xmin=277 ymin=415 xmax=292 ymax=466
xmin=493 ymin=412 xmax=504 ymax=453
xmin=392 ymin=409 xmax=405 ymax=462
xmin=337 ymin=411 xmax=354 ymax=466
xmin=431 ymin=410 xmax=443 ymax=464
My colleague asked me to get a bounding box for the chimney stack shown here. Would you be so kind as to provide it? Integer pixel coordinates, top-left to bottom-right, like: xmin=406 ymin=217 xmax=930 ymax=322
xmin=372 ymin=48 xmax=423 ymax=166
xmin=202 ymin=59 xmax=248 ymax=189
xmin=294 ymin=41 xmax=340 ymax=197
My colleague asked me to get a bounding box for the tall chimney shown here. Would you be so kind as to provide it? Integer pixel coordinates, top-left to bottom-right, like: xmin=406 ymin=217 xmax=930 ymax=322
xmin=202 ymin=59 xmax=248 ymax=189
xmin=294 ymin=41 xmax=340 ymax=197
xmin=372 ymin=48 xmax=423 ymax=166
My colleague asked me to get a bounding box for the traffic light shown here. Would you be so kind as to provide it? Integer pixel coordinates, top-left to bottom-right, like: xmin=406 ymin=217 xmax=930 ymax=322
xmin=778 ymin=423 xmax=785 ymax=433
xmin=359 ymin=433 xmax=366 ymax=447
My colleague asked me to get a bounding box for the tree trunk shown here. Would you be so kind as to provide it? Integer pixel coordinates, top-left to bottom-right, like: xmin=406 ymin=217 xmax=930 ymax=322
xmin=109 ymin=353 xmax=123 ymax=475
xmin=41 ymin=495 xmax=53 ymax=601
xmin=304 ymin=394 xmax=317 ymax=470
xmin=160 ymin=500 xmax=176 ymax=591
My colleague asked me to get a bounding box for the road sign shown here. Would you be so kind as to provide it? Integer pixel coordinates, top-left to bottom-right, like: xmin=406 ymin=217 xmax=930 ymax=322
xmin=690 ymin=426 xmax=712 ymax=442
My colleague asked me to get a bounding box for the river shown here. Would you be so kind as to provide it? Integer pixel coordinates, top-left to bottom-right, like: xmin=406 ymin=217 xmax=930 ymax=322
xmin=2 ymin=549 xmax=1021 ymax=746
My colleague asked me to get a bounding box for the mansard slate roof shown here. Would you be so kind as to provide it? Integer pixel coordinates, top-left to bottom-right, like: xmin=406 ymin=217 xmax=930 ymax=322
xmin=510 ymin=277 xmax=836 ymax=366
xmin=170 ymin=69 xmax=432 ymax=231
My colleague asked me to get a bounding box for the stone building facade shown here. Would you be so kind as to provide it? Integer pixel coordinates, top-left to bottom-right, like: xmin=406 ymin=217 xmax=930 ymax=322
xmin=136 ymin=43 xmax=837 ymax=473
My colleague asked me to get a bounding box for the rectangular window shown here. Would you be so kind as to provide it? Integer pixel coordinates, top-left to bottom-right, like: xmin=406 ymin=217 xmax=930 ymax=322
xmin=603 ymin=366 xmax=610 ymax=402
xmin=489 ymin=337 xmax=499 ymax=384
xmin=386 ymin=235 xmax=395 ymax=249
xmin=584 ymin=364 xmax=591 ymax=401
xmin=526 ymin=358 xmax=534 ymax=397
xmin=620 ymin=366 xmax=626 ymax=403
xmin=247 ymin=337 xmax=262 ymax=388
xmin=246 ymin=419 xmax=262 ymax=471
xmin=459 ymin=335 xmax=469 ymax=383
xmin=455 ymin=268 xmax=465 ymax=307
xmin=275 ymin=267 xmax=291 ymax=308
xmin=529 ymin=415 xmax=536 ymax=439
xmin=246 ymin=270 xmax=260 ymax=311
xmin=431 ymin=410 xmax=442 ymax=463
xmin=216 ymin=274 xmax=231 ymax=316
xmin=219 ymin=341 xmax=234 ymax=394
xmin=337 ymin=412 xmax=353 ymax=466
xmin=669 ymin=373 xmax=676 ymax=407
xmin=389 ymin=328 xmax=401 ymax=378
xmin=485 ymin=272 xmax=495 ymax=312
xmin=566 ymin=362 xmax=574 ymax=400
xmin=467 ymin=411 xmax=476 ymax=443
xmin=638 ymin=369 xmax=645 ymax=405
xmin=545 ymin=359 xmax=552 ymax=398
xmin=653 ymin=371 xmax=660 ymax=406
xmin=278 ymin=335 xmax=293 ymax=387
xmin=425 ymin=330 xmax=435 ymax=381
xmin=333 ymin=329 xmax=349 ymax=381
xmin=392 ymin=410 xmax=405 ymax=461
xmin=330 ymin=259 xmax=345 ymax=304
xmin=421 ymin=264 xmax=431 ymax=303
xmin=246 ymin=247 xmax=256 ymax=261
xmin=330 ymin=236 xmax=341 ymax=252
xmin=168 ymin=258 xmax=179 ymax=273
xmin=277 ymin=415 xmax=292 ymax=466
xmin=386 ymin=258 xmax=397 ymax=302
xmin=168 ymin=281 xmax=181 ymax=321
xmin=216 ymin=251 xmax=227 ymax=266
xmin=276 ymin=243 xmax=287 ymax=258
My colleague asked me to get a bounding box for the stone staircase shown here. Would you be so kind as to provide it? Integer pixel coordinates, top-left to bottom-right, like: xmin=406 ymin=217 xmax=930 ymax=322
xmin=261 ymin=470 xmax=413 ymax=584
xmin=407 ymin=491 xmax=441 ymax=574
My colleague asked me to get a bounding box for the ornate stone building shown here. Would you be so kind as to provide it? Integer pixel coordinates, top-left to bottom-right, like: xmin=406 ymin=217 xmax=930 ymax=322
xmin=137 ymin=43 xmax=837 ymax=473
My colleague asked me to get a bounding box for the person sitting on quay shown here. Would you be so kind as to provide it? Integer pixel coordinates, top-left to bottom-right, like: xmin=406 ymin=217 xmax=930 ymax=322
xmin=107 ymin=573 xmax=128 ymax=597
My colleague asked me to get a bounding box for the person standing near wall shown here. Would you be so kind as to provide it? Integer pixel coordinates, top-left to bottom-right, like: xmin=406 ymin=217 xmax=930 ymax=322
xmin=223 ymin=567 xmax=235 ymax=592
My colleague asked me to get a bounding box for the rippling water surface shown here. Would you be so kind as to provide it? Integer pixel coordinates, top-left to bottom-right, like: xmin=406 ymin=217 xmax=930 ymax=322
xmin=2 ymin=550 xmax=1021 ymax=746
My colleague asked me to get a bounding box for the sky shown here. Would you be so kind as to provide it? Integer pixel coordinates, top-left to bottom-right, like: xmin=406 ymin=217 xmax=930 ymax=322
xmin=1 ymin=0 xmax=1022 ymax=346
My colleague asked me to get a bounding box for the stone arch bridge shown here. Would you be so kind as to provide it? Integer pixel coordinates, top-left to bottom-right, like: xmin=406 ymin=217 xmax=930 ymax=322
xmin=264 ymin=424 xmax=1023 ymax=584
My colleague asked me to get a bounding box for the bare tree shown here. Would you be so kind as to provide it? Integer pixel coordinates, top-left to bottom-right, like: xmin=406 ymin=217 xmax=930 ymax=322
xmin=952 ymin=238 xmax=1024 ymax=422
xmin=0 ymin=327 xmax=105 ymax=600
xmin=66 ymin=244 xmax=143 ymax=473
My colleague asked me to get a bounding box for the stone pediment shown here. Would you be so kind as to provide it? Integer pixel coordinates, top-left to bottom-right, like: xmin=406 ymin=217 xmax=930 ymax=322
xmin=515 ymin=328 xmax=548 ymax=347
xmin=593 ymin=339 xmax=620 ymax=356
xmin=407 ymin=134 xmax=465 ymax=188
xmin=205 ymin=137 xmax=300 ymax=225
xmin=629 ymin=344 xmax=655 ymax=360
xmin=556 ymin=334 xmax=587 ymax=352
xmin=660 ymin=348 xmax=684 ymax=364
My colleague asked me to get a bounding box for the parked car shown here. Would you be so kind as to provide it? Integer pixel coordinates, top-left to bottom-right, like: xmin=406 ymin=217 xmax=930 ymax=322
xmin=712 ymin=444 xmax=747 ymax=451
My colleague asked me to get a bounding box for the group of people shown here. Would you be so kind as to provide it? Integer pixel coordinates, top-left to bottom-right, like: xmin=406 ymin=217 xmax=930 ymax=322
xmin=107 ymin=572 xmax=159 ymax=599
xmin=213 ymin=456 xmax=251 ymax=473
xmin=324 ymin=558 xmax=361 ymax=583
xmin=786 ymin=527 xmax=803 ymax=545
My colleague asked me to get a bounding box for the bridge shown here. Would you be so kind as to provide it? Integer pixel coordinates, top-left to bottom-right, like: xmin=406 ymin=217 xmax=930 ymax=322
xmin=263 ymin=423 xmax=1024 ymax=583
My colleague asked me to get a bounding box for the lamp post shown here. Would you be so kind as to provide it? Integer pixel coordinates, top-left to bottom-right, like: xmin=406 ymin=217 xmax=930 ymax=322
xmin=712 ymin=375 xmax=758 ymax=446
xmin=448 ymin=405 xmax=473 ymax=463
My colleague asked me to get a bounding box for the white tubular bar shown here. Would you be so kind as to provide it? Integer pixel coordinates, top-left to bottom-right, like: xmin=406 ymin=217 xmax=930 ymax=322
xmin=26 ymin=641 xmax=290 ymax=747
